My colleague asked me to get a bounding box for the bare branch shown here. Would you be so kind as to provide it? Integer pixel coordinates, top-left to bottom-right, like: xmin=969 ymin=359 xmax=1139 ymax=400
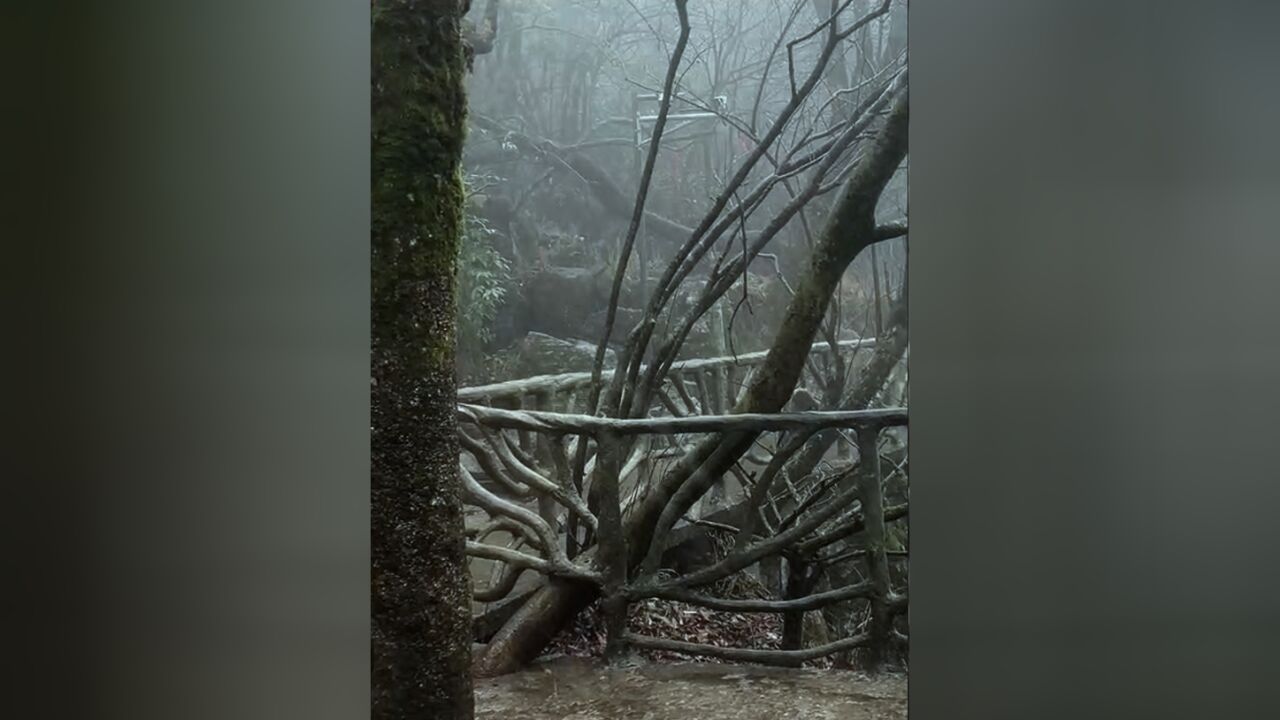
xmin=624 ymin=631 xmax=869 ymax=665
xmin=473 ymin=564 xmax=525 ymax=603
xmin=459 ymin=405 xmax=907 ymax=436
xmin=796 ymin=503 xmax=908 ymax=557
xmin=459 ymin=428 xmax=534 ymax=500
xmin=486 ymin=427 xmax=599 ymax=532
xmin=588 ymin=0 xmax=694 ymax=409
xmin=466 ymin=541 xmax=601 ymax=584
xmin=460 ymin=464 xmax=560 ymax=555
xmin=875 ymin=219 xmax=908 ymax=240
xmin=641 ymin=581 xmax=871 ymax=612
xmin=457 ymin=338 xmax=876 ymax=403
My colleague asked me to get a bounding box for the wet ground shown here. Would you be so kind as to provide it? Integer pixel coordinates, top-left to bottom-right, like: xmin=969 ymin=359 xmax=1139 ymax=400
xmin=475 ymin=657 xmax=907 ymax=720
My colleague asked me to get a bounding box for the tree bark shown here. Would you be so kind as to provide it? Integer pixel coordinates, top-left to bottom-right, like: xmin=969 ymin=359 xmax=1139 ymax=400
xmin=372 ymin=2 xmax=473 ymax=717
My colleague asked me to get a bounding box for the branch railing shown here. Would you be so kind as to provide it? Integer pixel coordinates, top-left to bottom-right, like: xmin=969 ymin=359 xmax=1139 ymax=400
xmin=458 ymin=371 xmax=909 ymax=670
xmin=459 ymin=338 xmax=878 ymax=518
xmin=457 ymin=336 xmax=875 ymax=407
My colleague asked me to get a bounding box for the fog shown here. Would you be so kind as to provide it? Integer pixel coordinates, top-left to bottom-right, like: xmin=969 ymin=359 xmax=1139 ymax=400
xmin=458 ymin=0 xmax=907 ymax=385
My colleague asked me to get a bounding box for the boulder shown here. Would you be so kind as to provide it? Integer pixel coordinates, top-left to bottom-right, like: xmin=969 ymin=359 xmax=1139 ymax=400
xmin=518 ymin=266 xmax=611 ymax=341
xmin=505 ymin=332 xmax=615 ymax=377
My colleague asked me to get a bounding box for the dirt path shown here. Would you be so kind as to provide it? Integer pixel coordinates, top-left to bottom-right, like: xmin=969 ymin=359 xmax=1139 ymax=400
xmin=475 ymin=657 xmax=907 ymax=720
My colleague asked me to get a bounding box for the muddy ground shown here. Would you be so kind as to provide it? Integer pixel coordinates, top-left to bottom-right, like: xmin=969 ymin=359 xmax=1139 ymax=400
xmin=475 ymin=657 xmax=907 ymax=720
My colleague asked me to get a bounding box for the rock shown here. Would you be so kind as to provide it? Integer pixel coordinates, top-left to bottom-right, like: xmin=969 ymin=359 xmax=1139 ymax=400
xmin=582 ymin=306 xmax=645 ymax=345
xmin=660 ymin=531 xmax=718 ymax=576
xmin=505 ymin=332 xmax=615 ymax=377
xmin=518 ymin=266 xmax=611 ymax=340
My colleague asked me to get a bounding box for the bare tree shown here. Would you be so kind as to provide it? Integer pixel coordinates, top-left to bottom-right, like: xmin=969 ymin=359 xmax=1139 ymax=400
xmin=452 ymin=0 xmax=909 ymax=677
xmin=473 ymin=99 xmax=907 ymax=677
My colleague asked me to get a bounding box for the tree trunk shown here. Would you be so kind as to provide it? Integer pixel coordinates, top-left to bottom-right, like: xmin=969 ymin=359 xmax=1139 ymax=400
xmin=473 ymin=578 xmax=596 ymax=677
xmin=473 ymin=92 xmax=909 ymax=677
xmin=372 ymin=2 xmax=473 ymax=718
xmin=777 ymin=277 xmax=909 ymax=497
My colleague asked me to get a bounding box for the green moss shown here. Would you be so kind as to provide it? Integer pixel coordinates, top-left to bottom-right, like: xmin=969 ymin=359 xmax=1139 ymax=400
xmin=371 ymin=1 xmax=471 ymax=373
xmin=371 ymin=2 xmax=475 ymax=718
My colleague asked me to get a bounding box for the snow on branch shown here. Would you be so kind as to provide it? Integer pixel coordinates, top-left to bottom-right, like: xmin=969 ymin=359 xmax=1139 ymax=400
xmin=458 ymin=405 xmax=907 ymax=436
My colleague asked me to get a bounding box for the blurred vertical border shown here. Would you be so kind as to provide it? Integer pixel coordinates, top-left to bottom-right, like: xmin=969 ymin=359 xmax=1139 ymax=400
xmin=5 ymin=2 xmax=369 ymax=719
xmin=911 ymin=1 xmax=1280 ymax=718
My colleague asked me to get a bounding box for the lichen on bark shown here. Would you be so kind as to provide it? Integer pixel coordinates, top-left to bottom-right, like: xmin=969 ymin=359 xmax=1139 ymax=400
xmin=372 ymin=1 xmax=474 ymax=718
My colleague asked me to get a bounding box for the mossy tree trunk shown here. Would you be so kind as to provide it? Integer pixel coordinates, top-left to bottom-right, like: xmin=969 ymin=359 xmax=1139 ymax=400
xmin=371 ymin=2 xmax=473 ymax=718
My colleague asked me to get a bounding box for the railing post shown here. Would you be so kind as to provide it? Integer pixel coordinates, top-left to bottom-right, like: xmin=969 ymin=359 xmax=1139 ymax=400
xmin=780 ymin=555 xmax=818 ymax=666
xmin=692 ymin=368 xmax=712 ymax=415
xmin=513 ymin=394 xmax=533 ymax=454
xmin=591 ymin=429 xmax=630 ymax=662
xmin=725 ymin=363 xmax=741 ymax=407
xmin=708 ymin=365 xmax=725 ymax=415
xmin=856 ymin=424 xmax=891 ymax=671
xmin=533 ymin=391 xmax=558 ymax=529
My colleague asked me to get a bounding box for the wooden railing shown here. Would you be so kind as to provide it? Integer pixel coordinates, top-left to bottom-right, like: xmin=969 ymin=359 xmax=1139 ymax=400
xmin=458 ymin=336 xmax=908 ymax=670
xmin=458 ymin=337 xmax=876 ymax=408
